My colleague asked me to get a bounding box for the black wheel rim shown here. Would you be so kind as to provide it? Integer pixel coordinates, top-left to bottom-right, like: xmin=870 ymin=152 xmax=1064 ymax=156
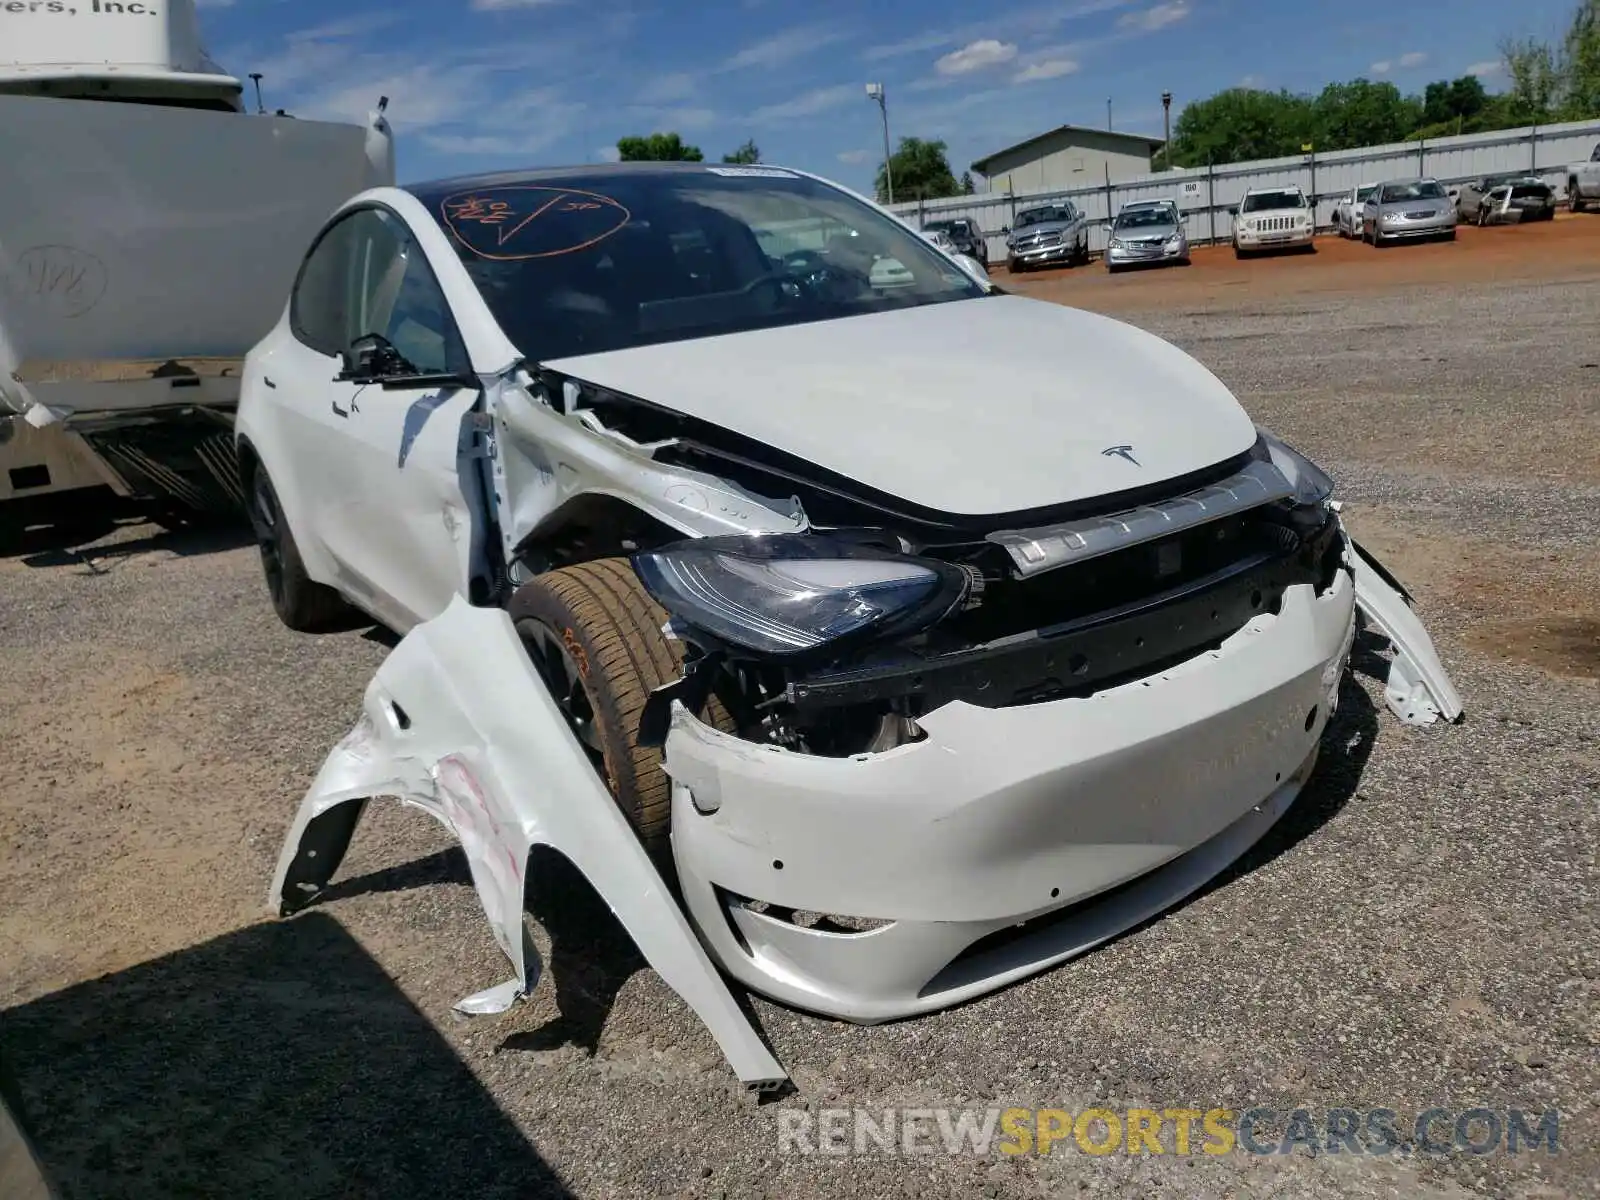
xmin=251 ymin=473 xmax=286 ymax=607
xmin=520 ymin=621 xmax=609 ymax=781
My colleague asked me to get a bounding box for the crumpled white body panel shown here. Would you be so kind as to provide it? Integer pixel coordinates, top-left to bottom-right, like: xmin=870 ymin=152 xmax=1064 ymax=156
xmin=1348 ymin=540 xmax=1465 ymax=725
xmin=266 ymin=595 xmax=787 ymax=1089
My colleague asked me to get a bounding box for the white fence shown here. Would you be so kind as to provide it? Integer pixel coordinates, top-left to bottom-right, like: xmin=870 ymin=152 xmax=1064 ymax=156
xmin=886 ymin=118 xmax=1600 ymax=261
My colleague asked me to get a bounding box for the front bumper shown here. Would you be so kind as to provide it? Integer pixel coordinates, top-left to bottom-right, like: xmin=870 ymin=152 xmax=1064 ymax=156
xmin=1107 ymin=239 xmax=1188 ymax=265
xmin=1008 ymin=240 xmax=1073 ymax=267
xmin=664 ymin=564 xmax=1359 ymax=1022
xmin=1236 ymin=226 xmax=1313 ymax=250
xmin=1377 ymin=212 xmax=1456 ymax=238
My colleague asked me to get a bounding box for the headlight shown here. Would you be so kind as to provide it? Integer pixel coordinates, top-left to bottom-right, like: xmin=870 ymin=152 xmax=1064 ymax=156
xmin=1165 ymin=235 xmax=1181 ymax=247
xmin=1109 ymin=237 xmax=1125 ymax=249
xmin=632 ymin=536 xmax=969 ymax=658
xmin=1253 ymin=429 xmax=1334 ymax=509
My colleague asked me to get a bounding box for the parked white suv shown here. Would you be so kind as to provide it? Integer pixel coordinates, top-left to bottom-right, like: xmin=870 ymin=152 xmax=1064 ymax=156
xmin=242 ymin=161 xmax=1462 ymax=1088
xmin=1231 ymin=186 xmax=1315 ymax=257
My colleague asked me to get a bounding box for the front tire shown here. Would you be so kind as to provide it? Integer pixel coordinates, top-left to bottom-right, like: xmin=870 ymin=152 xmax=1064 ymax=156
xmin=508 ymin=558 xmax=733 ymax=855
xmin=249 ymin=466 xmax=356 ymax=633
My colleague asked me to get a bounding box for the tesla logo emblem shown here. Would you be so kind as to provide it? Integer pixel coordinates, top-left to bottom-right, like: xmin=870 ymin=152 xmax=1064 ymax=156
xmin=1101 ymin=444 xmax=1140 ymax=466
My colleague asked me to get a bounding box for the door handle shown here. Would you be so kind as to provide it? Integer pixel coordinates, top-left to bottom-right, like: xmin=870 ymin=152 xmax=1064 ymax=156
xmin=263 ymin=375 xmax=277 ymax=389
xmin=331 ymin=398 xmax=349 ymax=418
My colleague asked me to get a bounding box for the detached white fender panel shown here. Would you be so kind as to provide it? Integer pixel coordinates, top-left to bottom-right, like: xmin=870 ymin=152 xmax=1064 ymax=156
xmin=1348 ymin=539 xmax=1464 ymax=725
xmin=266 ymin=595 xmax=787 ymax=1090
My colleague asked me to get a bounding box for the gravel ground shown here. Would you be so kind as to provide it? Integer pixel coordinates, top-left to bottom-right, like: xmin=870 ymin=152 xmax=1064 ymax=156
xmin=1 ymin=267 xmax=1596 ymax=1200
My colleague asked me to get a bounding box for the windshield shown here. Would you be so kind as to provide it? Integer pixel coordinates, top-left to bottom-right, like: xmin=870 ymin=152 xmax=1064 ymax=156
xmin=1114 ymin=206 xmax=1177 ymax=230
xmin=1241 ymin=190 xmax=1304 ymax=213
xmin=1355 ymin=186 xmax=1377 ymax=203
xmin=411 ymin=166 xmax=985 ymax=361
xmin=1380 ymin=180 xmax=1446 ymax=202
xmin=1015 ymin=205 xmax=1073 ymax=227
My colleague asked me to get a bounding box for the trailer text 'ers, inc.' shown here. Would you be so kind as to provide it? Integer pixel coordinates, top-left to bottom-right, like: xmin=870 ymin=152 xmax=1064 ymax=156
xmin=239 ymin=162 xmax=1465 ymax=1089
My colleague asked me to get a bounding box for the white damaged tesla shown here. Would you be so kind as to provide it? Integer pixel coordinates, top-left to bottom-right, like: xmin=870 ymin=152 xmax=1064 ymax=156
xmin=237 ymin=162 xmax=1462 ymax=1089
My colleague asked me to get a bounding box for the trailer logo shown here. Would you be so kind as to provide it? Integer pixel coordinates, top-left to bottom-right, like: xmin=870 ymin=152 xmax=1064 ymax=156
xmin=1101 ymin=444 xmax=1140 ymax=466
xmin=1 ymin=245 xmax=107 ymax=320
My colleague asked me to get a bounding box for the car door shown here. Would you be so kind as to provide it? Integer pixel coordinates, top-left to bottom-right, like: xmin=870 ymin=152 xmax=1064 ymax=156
xmin=321 ymin=207 xmax=487 ymax=632
xmin=1586 ymin=145 xmax=1600 ymax=192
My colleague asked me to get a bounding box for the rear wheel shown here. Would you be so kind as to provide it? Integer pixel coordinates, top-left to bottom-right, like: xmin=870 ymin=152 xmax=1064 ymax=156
xmin=249 ymin=466 xmax=357 ymax=632
xmin=507 ymin=558 xmax=733 ymax=856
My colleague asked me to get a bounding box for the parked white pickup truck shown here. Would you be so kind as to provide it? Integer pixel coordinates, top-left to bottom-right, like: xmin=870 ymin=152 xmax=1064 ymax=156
xmin=1569 ymin=143 xmax=1600 ymax=213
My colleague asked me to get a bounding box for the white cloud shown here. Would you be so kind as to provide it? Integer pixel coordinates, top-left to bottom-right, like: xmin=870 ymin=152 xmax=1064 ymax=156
xmin=1465 ymin=59 xmax=1504 ymax=77
xmin=751 ymin=84 xmax=858 ymax=122
xmin=1240 ymin=74 xmax=1263 ymax=87
xmin=596 ymin=145 xmax=622 ymax=163
xmin=635 ymin=71 xmax=697 ymax=105
xmin=837 ymin=149 xmax=872 ymax=164
xmin=1013 ymin=58 xmax=1079 ymax=83
xmin=722 ymin=23 xmax=847 ymax=71
xmin=1118 ymin=2 xmax=1190 ymax=32
xmin=936 ymin=39 xmax=1018 ymax=76
xmin=1372 ymin=50 xmax=1427 ymax=75
xmin=862 ymin=29 xmax=960 ymax=62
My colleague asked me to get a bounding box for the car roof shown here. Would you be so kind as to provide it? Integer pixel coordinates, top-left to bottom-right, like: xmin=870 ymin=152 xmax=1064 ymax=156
xmin=404 ymin=160 xmax=804 ymax=198
xmin=1121 ymin=198 xmax=1177 ymax=208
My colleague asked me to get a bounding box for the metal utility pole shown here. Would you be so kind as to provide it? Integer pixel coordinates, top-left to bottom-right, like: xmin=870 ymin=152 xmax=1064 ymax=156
xmin=1107 ymin=97 xmax=1113 ymax=130
xmin=1161 ymin=91 xmax=1172 ymax=169
xmin=866 ymin=83 xmax=893 ymax=204
xmin=249 ymin=73 xmax=265 ymax=115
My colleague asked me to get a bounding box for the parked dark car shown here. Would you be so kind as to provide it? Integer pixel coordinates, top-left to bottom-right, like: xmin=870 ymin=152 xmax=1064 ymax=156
xmin=1454 ymin=175 xmax=1557 ymax=225
xmin=921 ymin=216 xmax=988 ymax=267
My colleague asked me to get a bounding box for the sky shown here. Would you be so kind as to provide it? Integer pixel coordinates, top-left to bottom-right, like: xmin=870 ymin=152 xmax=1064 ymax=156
xmin=196 ymin=0 xmax=1582 ymax=192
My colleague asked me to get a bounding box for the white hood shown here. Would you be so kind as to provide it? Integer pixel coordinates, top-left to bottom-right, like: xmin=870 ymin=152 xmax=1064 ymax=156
xmin=543 ymin=294 xmax=1257 ymax=517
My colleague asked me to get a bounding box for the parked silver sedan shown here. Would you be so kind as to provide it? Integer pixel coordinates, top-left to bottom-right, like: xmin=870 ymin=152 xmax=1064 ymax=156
xmin=1105 ymin=199 xmax=1190 ymax=271
xmin=1361 ymin=178 xmax=1458 ymax=246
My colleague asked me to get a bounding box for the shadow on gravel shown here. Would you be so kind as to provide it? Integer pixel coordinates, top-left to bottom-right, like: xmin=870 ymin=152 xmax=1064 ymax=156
xmin=299 ymin=844 xmax=691 ymax=1068
xmin=1 ymin=492 xmax=252 ymax=568
xmin=0 ymin=913 xmax=572 ymax=1200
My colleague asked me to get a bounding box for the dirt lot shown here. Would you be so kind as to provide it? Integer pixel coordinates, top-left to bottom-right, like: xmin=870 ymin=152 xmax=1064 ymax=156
xmin=2 ymin=215 xmax=1598 ymax=1200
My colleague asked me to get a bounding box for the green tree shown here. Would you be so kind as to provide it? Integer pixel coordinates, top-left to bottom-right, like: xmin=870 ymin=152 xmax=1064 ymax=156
xmin=1312 ymin=79 xmax=1422 ymax=148
xmin=959 ymin=170 xmax=975 ymax=194
xmin=1421 ymin=75 xmax=1490 ymax=128
xmin=875 ymin=137 xmax=959 ymax=203
xmin=1500 ymin=35 xmax=1560 ymax=122
xmin=1168 ymin=87 xmax=1317 ymax=166
xmin=721 ymin=139 xmax=761 ymax=164
xmin=616 ymin=132 xmax=704 ymax=162
xmin=1559 ymin=0 xmax=1600 ymax=118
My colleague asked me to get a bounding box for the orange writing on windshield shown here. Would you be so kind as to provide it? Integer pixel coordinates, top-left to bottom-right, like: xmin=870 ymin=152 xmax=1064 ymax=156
xmin=440 ymin=186 xmax=631 ymax=261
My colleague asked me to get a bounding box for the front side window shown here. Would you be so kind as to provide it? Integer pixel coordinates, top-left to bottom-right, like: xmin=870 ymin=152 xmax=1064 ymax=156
xmin=411 ymin=167 xmax=985 ymax=362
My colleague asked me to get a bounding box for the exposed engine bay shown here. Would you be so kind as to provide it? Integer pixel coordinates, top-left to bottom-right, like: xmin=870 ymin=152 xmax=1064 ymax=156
xmin=514 ymin=373 xmax=1351 ymax=760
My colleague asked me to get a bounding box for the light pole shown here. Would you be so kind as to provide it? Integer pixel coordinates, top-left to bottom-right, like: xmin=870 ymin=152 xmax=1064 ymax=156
xmin=866 ymin=82 xmax=893 ymax=204
xmin=1161 ymin=90 xmax=1172 ymax=169
xmin=1106 ymin=97 xmax=1113 ymax=131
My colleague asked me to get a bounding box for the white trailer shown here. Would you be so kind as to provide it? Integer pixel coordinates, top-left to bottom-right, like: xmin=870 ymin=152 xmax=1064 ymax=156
xmin=0 ymin=0 xmax=394 ymax=521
